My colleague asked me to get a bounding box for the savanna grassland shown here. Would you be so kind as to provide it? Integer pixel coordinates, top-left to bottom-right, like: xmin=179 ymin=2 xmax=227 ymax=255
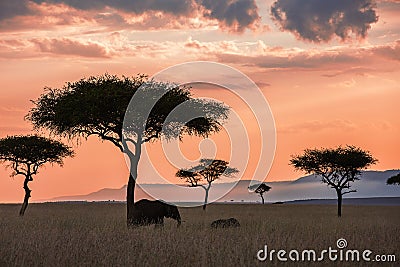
xmin=0 ymin=203 xmax=398 ymax=266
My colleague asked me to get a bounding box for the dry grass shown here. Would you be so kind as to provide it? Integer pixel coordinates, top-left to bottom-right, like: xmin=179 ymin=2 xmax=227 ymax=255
xmin=0 ymin=203 xmax=398 ymax=266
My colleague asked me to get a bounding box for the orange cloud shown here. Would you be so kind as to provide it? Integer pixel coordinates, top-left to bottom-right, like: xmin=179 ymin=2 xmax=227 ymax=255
xmin=278 ymin=120 xmax=357 ymax=134
xmin=184 ymin=37 xmax=240 ymax=54
xmin=31 ymin=38 xmax=110 ymax=58
xmin=371 ymin=40 xmax=400 ymax=61
xmin=215 ymin=40 xmax=400 ymax=71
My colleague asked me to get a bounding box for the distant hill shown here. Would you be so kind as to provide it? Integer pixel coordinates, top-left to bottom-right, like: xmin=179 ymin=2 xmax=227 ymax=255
xmin=47 ymin=170 xmax=400 ymax=204
xmin=285 ymin=197 xmax=400 ymax=206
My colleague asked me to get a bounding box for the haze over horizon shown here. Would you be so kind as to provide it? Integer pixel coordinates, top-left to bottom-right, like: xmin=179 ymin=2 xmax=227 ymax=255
xmin=35 ymin=170 xmax=400 ymax=204
xmin=1 ymin=0 xmax=399 ymax=203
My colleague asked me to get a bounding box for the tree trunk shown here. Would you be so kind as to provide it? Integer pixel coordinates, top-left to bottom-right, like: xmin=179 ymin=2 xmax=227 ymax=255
xmin=203 ymin=186 xmax=210 ymax=210
xmin=260 ymin=193 xmax=265 ymax=204
xmin=19 ymin=176 xmax=31 ymax=216
xmin=126 ymin=140 xmax=141 ymax=226
xmin=126 ymin=171 xmax=136 ymax=226
xmin=336 ymin=190 xmax=343 ymax=217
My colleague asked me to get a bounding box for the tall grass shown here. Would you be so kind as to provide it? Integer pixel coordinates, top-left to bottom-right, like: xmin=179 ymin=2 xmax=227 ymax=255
xmin=0 ymin=203 xmax=398 ymax=266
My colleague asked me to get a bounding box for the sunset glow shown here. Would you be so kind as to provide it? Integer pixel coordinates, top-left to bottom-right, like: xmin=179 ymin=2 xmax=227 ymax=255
xmin=0 ymin=0 xmax=399 ymax=203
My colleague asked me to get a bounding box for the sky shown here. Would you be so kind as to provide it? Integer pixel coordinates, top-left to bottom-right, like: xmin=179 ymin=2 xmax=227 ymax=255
xmin=0 ymin=0 xmax=399 ymax=202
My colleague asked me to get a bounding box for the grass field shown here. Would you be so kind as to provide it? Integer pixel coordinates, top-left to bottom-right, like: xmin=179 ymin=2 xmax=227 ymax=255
xmin=0 ymin=203 xmax=398 ymax=266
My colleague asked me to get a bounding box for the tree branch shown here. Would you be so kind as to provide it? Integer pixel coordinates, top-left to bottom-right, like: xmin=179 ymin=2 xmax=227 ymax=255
xmin=14 ymin=168 xmax=26 ymax=176
xmin=99 ymin=134 xmax=123 ymax=152
xmin=141 ymin=133 xmax=159 ymax=144
xmin=321 ymin=173 xmax=338 ymax=190
xmin=13 ymin=161 xmax=27 ymax=176
xmin=121 ymin=139 xmax=135 ymax=159
xmin=342 ymin=190 xmax=357 ymax=195
xmin=124 ymin=137 xmax=137 ymax=146
xmin=338 ymin=169 xmax=353 ymax=188
xmin=81 ymin=129 xmax=124 ymax=152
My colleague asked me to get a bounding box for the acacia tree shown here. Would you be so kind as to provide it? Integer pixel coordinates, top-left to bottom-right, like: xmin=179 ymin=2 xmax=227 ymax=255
xmin=387 ymin=173 xmax=400 ymax=185
xmin=249 ymin=183 xmax=271 ymax=204
xmin=26 ymin=74 xmax=229 ymax=225
xmin=290 ymin=145 xmax=377 ymax=217
xmin=0 ymin=135 xmax=73 ymax=216
xmin=176 ymin=159 xmax=238 ymax=210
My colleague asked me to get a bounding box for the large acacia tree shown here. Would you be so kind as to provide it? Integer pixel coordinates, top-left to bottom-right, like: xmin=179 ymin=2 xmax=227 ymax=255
xmin=176 ymin=159 xmax=238 ymax=210
xmin=290 ymin=145 xmax=377 ymax=217
xmin=0 ymin=135 xmax=73 ymax=216
xmin=26 ymin=74 xmax=229 ymax=225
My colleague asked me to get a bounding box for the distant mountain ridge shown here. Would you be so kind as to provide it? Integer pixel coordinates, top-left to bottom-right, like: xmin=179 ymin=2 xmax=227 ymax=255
xmin=46 ymin=170 xmax=400 ymax=204
xmin=285 ymin=197 xmax=400 ymax=206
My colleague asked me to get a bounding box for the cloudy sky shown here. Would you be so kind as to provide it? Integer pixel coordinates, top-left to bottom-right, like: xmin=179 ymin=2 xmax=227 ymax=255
xmin=0 ymin=0 xmax=399 ymax=202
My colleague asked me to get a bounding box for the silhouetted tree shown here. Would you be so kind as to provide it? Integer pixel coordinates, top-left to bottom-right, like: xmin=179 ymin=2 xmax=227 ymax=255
xmin=0 ymin=135 xmax=73 ymax=216
xmin=290 ymin=145 xmax=377 ymax=217
xmin=26 ymin=74 xmax=229 ymax=225
xmin=249 ymin=183 xmax=271 ymax=204
xmin=387 ymin=173 xmax=400 ymax=185
xmin=176 ymin=159 xmax=238 ymax=210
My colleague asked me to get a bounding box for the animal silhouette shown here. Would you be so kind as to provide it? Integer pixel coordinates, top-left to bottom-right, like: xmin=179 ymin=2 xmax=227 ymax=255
xmin=211 ymin=217 xmax=240 ymax=228
xmin=131 ymin=199 xmax=181 ymax=227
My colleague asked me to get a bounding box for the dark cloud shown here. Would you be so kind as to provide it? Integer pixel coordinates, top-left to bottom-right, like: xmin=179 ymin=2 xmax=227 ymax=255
xmin=0 ymin=1 xmax=31 ymax=20
xmin=1 ymin=0 xmax=260 ymax=33
xmin=271 ymin=0 xmax=379 ymax=42
xmin=198 ymin=0 xmax=260 ymax=32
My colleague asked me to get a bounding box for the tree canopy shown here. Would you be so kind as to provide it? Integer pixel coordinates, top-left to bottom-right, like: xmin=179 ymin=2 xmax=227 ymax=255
xmin=249 ymin=183 xmax=271 ymax=204
xmin=290 ymin=146 xmax=377 ymax=191
xmin=0 ymin=135 xmax=73 ymax=215
xmin=290 ymin=145 xmax=377 ymax=217
xmin=176 ymin=159 xmax=239 ymax=186
xmin=176 ymin=158 xmax=238 ymax=210
xmin=0 ymin=135 xmax=73 ymax=173
xmin=26 ymin=74 xmax=229 ymax=152
xmin=387 ymin=173 xmax=400 ymax=185
xmin=249 ymin=183 xmax=272 ymax=194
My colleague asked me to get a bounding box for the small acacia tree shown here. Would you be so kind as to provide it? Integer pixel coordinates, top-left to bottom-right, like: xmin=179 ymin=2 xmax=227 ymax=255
xmin=0 ymin=135 xmax=73 ymax=216
xmin=176 ymin=158 xmax=238 ymax=210
xmin=290 ymin=145 xmax=377 ymax=217
xmin=387 ymin=173 xmax=400 ymax=185
xmin=26 ymin=74 xmax=229 ymax=225
xmin=249 ymin=183 xmax=271 ymax=204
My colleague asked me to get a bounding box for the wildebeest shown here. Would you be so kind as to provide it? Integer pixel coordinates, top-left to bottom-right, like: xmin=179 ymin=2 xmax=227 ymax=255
xmin=211 ymin=217 xmax=240 ymax=228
